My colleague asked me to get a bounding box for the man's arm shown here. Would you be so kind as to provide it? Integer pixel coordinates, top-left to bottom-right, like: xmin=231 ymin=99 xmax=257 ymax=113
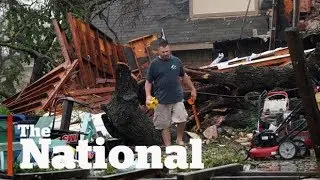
xmin=181 ymin=73 xmax=197 ymax=100
xmin=145 ymin=80 xmax=152 ymax=98
xmin=145 ymin=64 xmax=154 ymax=104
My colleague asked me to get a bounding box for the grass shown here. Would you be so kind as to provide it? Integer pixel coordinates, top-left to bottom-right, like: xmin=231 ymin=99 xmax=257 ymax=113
xmin=174 ymin=137 xmax=247 ymax=173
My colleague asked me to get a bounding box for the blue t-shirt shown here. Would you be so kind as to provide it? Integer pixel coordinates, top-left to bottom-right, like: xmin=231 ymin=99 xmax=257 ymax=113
xmin=146 ymin=55 xmax=185 ymax=104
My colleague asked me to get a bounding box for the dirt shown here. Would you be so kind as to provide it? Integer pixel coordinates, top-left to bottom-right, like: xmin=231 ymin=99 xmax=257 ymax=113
xmin=244 ymin=150 xmax=319 ymax=172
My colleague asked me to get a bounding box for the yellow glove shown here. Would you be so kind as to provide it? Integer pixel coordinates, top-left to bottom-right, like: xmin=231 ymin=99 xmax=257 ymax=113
xmin=146 ymin=97 xmax=158 ymax=109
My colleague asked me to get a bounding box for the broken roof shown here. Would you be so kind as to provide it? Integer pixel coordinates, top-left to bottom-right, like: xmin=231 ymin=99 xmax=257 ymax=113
xmin=2 ymin=13 xmax=147 ymax=115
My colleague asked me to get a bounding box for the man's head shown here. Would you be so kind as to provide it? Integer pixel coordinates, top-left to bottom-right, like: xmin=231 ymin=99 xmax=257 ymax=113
xmin=158 ymin=39 xmax=171 ymax=60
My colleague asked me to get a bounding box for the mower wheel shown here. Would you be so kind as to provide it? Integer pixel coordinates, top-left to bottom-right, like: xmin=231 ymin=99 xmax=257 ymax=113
xmin=237 ymin=147 xmax=249 ymax=161
xmin=293 ymin=139 xmax=308 ymax=157
xmin=278 ymin=140 xmax=297 ymax=160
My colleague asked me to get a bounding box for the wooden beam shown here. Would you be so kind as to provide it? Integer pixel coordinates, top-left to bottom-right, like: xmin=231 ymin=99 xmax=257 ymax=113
xmin=94 ymin=29 xmax=104 ymax=79
xmin=67 ymin=13 xmax=87 ymax=88
xmin=7 ymin=93 xmax=48 ymax=109
xmin=8 ymin=77 xmax=60 ymax=104
xmin=53 ymin=19 xmax=72 ymax=64
xmin=285 ymin=27 xmax=320 ymax=168
xmin=66 ymin=87 xmax=115 ymax=96
xmin=10 ymin=100 xmax=43 ymax=113
xmin=76 ymin=19 xmax=94 ymax=88
xmin=96 ymin=78 xmax=116 ymax=84
xmin=21 ymin=64 xmax=65 ymax=94
xmin=103 ymin=37 xmax=115 ymax=79
xmin=17 ymin=80 xmax=58 ymax=100
xmin=85 ymin=24 xmax=99 ymax=86
xmin=43 ymin=60 xmax=79 ymax=111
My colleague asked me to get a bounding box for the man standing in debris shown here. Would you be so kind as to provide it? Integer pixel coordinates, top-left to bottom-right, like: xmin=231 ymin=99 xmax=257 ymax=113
xmin=145 ymin=39 xmax=197 ymax=146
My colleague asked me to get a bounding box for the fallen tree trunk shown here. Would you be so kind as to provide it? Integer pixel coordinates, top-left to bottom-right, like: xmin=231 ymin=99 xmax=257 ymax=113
xmin=100 ymin=63 xmax=163 ymax=146
xmin=101 ymin=63 xmax=180 ymax=146
xmin=186 ymin=51 xmax=320 ymax=95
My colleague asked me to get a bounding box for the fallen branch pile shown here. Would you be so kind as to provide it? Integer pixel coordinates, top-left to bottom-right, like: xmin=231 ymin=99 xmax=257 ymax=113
xmin=101 ymin=48 xmax=320 ymax=145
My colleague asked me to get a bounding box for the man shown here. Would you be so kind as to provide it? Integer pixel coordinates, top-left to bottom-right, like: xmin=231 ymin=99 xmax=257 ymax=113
xmin=145 ymin=39 xmax=197 ymax=146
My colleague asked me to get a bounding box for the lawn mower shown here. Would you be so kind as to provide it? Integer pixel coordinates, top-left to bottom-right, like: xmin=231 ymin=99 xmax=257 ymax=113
xmin=241 ymin=90 xmax=312 ymax=160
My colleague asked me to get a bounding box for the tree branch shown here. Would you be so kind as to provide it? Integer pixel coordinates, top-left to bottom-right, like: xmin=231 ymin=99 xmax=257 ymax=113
xmin=0 ymin=90 xmax=10 ymax=98
xmin=0 ymin=41 xmax=53 ymax=62
xmin=85 ymin=0 xmax=114 ymax=22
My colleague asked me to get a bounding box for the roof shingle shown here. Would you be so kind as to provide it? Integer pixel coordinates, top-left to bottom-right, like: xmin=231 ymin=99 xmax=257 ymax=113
xmin=91 ymin=0 xmax=270 ymax=45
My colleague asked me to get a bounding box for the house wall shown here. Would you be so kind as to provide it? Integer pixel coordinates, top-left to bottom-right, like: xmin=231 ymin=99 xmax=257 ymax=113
xmin=172 ymin=49 xmax=213 ymax=67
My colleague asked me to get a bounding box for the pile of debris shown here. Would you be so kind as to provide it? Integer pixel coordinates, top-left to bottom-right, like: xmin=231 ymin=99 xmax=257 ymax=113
xmin=1 ymin=11 xmax=319 ymax=147
xmin=178 ymin=46 xmax=317 ymax=141
xmin=99 ymin=44 xmax=319 ymax=146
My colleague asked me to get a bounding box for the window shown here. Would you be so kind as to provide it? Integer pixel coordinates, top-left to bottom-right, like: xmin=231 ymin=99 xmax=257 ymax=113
xmin=189 ymin=0 xmax=260 ymax=19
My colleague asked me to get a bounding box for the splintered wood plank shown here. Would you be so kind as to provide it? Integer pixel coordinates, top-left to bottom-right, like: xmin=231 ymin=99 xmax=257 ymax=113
xmin=116 ymin=44 xmax=128 ymax=63
xmin=66 ymin=87 xmax=115 ymax=96
xmin=13 ymin=76 xmax=60 ymax=101
xmin=9 ymin=84 xmax=55 ymax=107
xmin=94 ymin=30 xmax=104 ymax=79
xmin=10 ymin=99 xmax=43 ymax=114
xmin=42 ymin=59 xmax=79 ymax=110
xmin=7 ymin=93 xmax=48 ymax=109
xmin=23 ymin=64 xmax=65 ymax=93
xmin=128 ymin=42 xmax=143 ymax=79
xmin=112 ymin=44 xmax=121 ymax=64
xmin=67 ymin=13 xmax=87 ymax=88
xmin=96 ymin=78 xmax=116 ymax=84
xmin=87 ymin=95 xmax=113 ymax=104
xmin=87 ymin=25 xmax=100 ymax=82
xmin=216 ymin=55 xmax=292 ymax=73
xmin=75 ymin=19 xmax=94 ymax=88
xmin=142 ymin=37 xmax=151 ymax=62
xmin=129 ymin=40 xmax=147 ymax=58
xmin=2 ymin=64 xmax=65 ymax=105
xmin=98 ymin=38 xmax=107 ymax=79
xmin=53 ymin=19 xmax=72 ymax=64
xmin=103 ymin=37 xmax=115 ymax=78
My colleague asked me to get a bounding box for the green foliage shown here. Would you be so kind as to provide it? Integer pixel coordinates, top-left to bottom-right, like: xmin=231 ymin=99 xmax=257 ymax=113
xmin=175 ymin=138 xmax=247 ymax=173
xmin=104 ymin=162 xmax=117 ymax=175
xmin=0 ymin=0 xmax=99 ymax=97
xmin=244 ymin=106 xmax=259 ymax=133
xmin=36 ymin=109 xmax=46 ymax=116
xmin=13 ymin=162 xmax=68 ymax=173
xmin=0 ymin=104 xmax=10 ymax=115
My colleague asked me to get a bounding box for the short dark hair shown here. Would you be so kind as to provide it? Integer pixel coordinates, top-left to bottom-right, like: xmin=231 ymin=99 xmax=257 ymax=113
xmin=158 ymin=39 xmax=169 ymax=48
